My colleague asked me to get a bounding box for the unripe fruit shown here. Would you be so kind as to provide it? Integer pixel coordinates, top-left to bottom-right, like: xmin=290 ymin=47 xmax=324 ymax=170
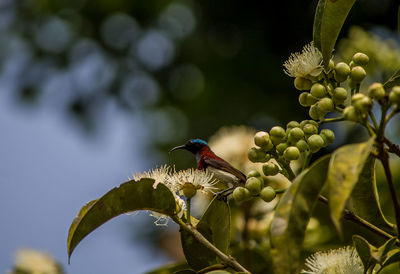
xmin=248 ymin=147 xmax=268 ymax=163
xmin=270 ymin=126 xmax=286 ymax=138
xmin=287 ymin=121 xmax=301 ymax=129
xmin=262 ymin=162 xmax=279 ymax=176
xmin=352 ymin=52 xmax=369 ymax=66
xmin=260 ymin=186 xmax=276 ymax=202
xmin=294 ymin=77 xmax=312 ymax=90
xmin=307 ymin=134 xmax=325 ymax=153
xmin=332 ymin=87 xmax=348 ymax=104
xmin=182 ymin=183 xmax=197 ymax=199
xmin=233 ymin=187 xmax=252 ymax=202
xmin=310 ymin=83 xmax=326 ymax=98
xmin=350 ymin=66 xmax=366 ymax=83
xmin=296 ymin=139 xmax=308 ymax=152
xmin=320 ymin=129 xmax=335 ymax=145
xmin=254 ymin=131 xmax=272 ymax=150
xmin=335 ymin=62 xmax=351 ymax=82
xmin=247 ymin=170 xmax=261 ymax=178
xmin=283 ymin=146 xmax=300 ymax=160
xmin=276 ymin=143 xmax=288 ymax=154
xmin=317 ymin=98 xmax=334 ymax=113
xmin=245 ymin=177 xmax=263 ymax=195
xmin=389 ymin=86 xmax=400 ymax=105
xmin=343 ymin=106 xmax=359 ymax=122
xmin=303 ymin=123 xmax=318 ymax=136
xmin=299 ymin=92 xmax=310 ymax=107
xmin=288 ymin=127 xmax=304 ymax=143
xmin=368 ymin=82 xmax=385 ymax=100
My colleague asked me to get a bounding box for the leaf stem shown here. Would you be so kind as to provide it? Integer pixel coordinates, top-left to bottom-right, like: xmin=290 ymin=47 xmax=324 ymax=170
xmin=319 ymin=116 xmax=345 ymax=124
xmin=186 ymin=198 xmax=191 ymax=225
xmin=172 ymin=216 xmax=251 ymax=273
xmin=301 ymin=151 xmax=312 ymax=171
xmin=369 ymin=111 xmax=379 ymax=129
xmin=385 ymin=106 xmax=400 ymax=123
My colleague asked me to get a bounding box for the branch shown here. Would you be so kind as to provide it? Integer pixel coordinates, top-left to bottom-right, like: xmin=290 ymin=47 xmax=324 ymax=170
xmin=172 ymin=216 xmax=251 ymax=273
xmin=384 ymin=137 xmax=400 ymax=158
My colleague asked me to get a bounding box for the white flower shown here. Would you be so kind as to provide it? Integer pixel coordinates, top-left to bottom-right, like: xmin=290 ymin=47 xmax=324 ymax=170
xmin=13 ymin=248 xmax=61 ymax=274
xmin=301 ymin=246 xmax=363 ymax=274
xmin=167 ymin=168 xmax=218 ymax=194
xmin=283 ymin=42 xmax=323 ymax=78
xmin=131 ymin=165 xmax=171 ymax=188
xmin=149 ymin=194 xmax=186 ymax=226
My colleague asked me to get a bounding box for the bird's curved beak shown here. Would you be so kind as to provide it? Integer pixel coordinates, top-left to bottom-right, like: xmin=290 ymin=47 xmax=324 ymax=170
xmin=169 ymin=144 xmax=187 ymax=153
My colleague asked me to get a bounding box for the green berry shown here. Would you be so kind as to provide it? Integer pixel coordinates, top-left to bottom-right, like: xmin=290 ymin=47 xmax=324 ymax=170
xmin=352 ymin=52 xmax=369 ymax=66
xmin=299 ymin=92 xmax=310 ymax=106
xmin=283 ymin=146 xmax=300 ymax=160
xmin=247 ymin=170 xmax=261 ymax=178
xmin=303 ymin=123 xmax=318 ymax=136
xmin=296 ymin=139 xmax=308 ymax=152
xmin=294 ymin=77 xmax=312 ymax=91
xmin=262 ymin=162 xmax=279 ymax=176
xmin=276 ymin=143 xmax=288 ymax=154
xmin=332 ymin=87 xmax=348 ymax=104
xmin=353 ymin=94 xmax=372 ymax=112
xmin=233 ymin=187 xmax=252 ymax=202
xmin=310 ymin=83 xmax=326 ymax=98
xmin=306 ymin=94 xmax=319 ymax=106
xmin=271 ymin=136 xmax=285 ymax=146
xmin=288 ymin=127 xmax=304 ymax=143
xmin=270 ymin=126 xmax=286 ymax=138
xmin=245 ymin=177 xmax=263 ymax=195
xmin=350 ymin=66 xmax=366 ymax=83
xmin=307 ymin=134 xmax=325 ymax=153
xmin=343 ymin=106 xmax=359 ymax=122
xmin=309 ymin=104 xmax=324 ymax=120
xmin=260 ymin=186 xmax=276 ymax=202
xmin=351 ymin=93 xmax=365 ymax=102
xmin=335 ymin=62 xmax=351 ymax=82
xmin=389 ymin=86 xmax=400 ymax=104
xmin=320 ymin=129 xmax=335 ymax=145
xmin=317 ymin=98 xmax=334 ymax=113
xmin=286 ymin=121 xmax=301 ymax=129
xmin=368 ymin=82 xmax=385 ymax=100
xmin=300 ymin=120 xmax=319 ymax=129
xmin=248 ymin=147 xmax=268 ymax=163
xmin=254 ymin=131 xmax=271 ymax=149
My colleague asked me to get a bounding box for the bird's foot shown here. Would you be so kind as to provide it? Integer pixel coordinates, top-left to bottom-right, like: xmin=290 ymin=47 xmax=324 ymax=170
xmin=214 ymin=188 xmax=234 ymax=202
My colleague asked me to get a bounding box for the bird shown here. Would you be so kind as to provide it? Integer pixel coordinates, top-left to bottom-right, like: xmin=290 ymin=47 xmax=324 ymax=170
xmin=170 ymin=139 xmax=246 ymax=196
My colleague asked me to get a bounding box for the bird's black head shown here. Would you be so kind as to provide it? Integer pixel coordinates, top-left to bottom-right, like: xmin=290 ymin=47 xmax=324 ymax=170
xmin=170 ymin=139 xmax=209 ymax=154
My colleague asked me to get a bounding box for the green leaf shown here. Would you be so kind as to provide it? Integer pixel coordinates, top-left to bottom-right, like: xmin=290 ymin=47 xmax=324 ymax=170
xmin=67 ymin=178 xmax=176 ymax=262
xmin=349 ymin=156 xmax=396 ymax=235
xmin=353 ymin=235 xmax=376 ymax=271
xmin=270 ymin=155 xmax=331 ymax=274
xmin=313 ymin=0 xmax=357 ymax=69
xmin=328 ymin=138 xmax=375 ymax=236
xmin=145 ymin=261 xmax=190 ymax=274
xmin=180 ymin=197 xmax=230 ymax=271
xmin=382 ymin=249 xmax=400 ymax=268
xmin=371 ymin=237 xmax=397 ymax=263
xmin=383 ymin=69 xmax=400 ymax=89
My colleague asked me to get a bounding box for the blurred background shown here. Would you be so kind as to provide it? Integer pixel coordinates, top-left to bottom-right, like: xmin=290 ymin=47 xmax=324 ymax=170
xmin=0 ymin=0 xmax=399 ymax=273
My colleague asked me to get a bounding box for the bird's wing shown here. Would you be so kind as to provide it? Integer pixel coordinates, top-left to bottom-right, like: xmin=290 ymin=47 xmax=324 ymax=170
xmin=203 ymin=156 xmax=246 ymax=183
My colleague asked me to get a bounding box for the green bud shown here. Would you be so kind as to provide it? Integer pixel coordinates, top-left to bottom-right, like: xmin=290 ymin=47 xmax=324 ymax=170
xmin=352 ymin=93 xmax=365 ymax=102
xmin=343 ymin=106 xmax=359 ymax=122
xmin=349 ymin=61 xmax=355 ymax=69
xmin=271 ymin=135 xmax=285 ymax=146
xmin=233 ymin=187 xmax=252 ymax=202
xmin=307 ymin=134 xmax=325 ymax=153
xmin=317 ymin=98 xmax=334 ymax=113
xmin=245 ymin=177 xmax=263 ymax=195
xmin=389 ymin=86 xmax=400 ymax=105
xmin=254 ymin=131 xmax=270 ymax=148
xmin=182 ymin=183 xmax=197 ymax=199
xmin=309 ymin=104 xmax=324 ymax=120
xmin=294 ymin=77 xmax=312 ymax=91
xmin=296 ymin=139 xmax=308 ymax=152
xmin=262 ymin=162 xmax=279 ymax=176
xmin=320 ymin=129 xmax=335 ymax=145
xmin=286 ymin=121 xmax=301 ymax=129
xmin=335 ymin=62 xmax=351 ymax=82
xmin=368 ymin=82 xmax=385 ymax=100
xmin=310 ymin=83 xmax=326 ymax=98
xmin=288 ymin=127 xmax=304 ymax=143
xmin=299 ymin=92 xmax=310 ymax=107
xmin=352 ymin=52 xmax=369 ymax=66
xmin=276 ymin=143 xmax=288 ymax=154
xmin=353 ymin=95 xmax=372 ymax=112
xmin=350 ymin=66 xmax=366 ymax=83
xmin=303 ymin=123 xmax=318 ymax=136
xmin=248 ymin=147 xmax=268 ymax=163
xmin=332 ymin=87 xmax=348 ymax=104
xmin=328 ymin=59 xmax=335 ymax=71
xmin=283 ymin=146 xmax=300 ymax=161
xmin=260 ymin=186 xmax=276 ymax=202
xmin=300 ymin=120 xmax=319 ymax=129
xmin=270 ymin=126 xmax=286 ymax=138
xmin=247 ymin=170 xmax=261 ymax=178
xmin=306 ymin=94 xmax=319 ymax=105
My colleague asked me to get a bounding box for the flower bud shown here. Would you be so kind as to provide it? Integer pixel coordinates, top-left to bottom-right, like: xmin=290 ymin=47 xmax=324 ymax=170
xmin=343 ymin=106 xmax=359 ymax=122
xmin=389 ymin=86 xmax=400 ymax=105
xmin=300 ymin=120 xmax=318 ymax=129
xmin=283 ymin=146 xmax=300 ymax=160
xmin=254 ymin=131 xmax=271 ymax=149
xmin=248 ymin=147 xmax=269 ymax=163
xmin=288 ymin=127 xmax=304 ymax=143
xmin=307 ymin=134 xmax=324 ymax=153
xmin=306 ymin=94 xmax=319 ymax=106
xmin=233 ymin=187 xmax=252 ymax=202
xmin=260 ymin=186 xmax=276 ymax=202
xmin=303 ymin=123 xmax=318 ymax=136
xmin=247 ymin=170 xmax=261 ymax=178
xmin=335 ymin=62 xmax=351 ymax=82
xmin=317 ymin=98 xmax=334 ymax=113
xmin=270 ymin=126 xmax=286 ymax=138
xmin=350 ymin=66 xmax=366 ymax=83
xmin=294 ymin=77 xmax=312 ymax=91
xmin=245 ymin=177 xmax=263 ymax=195
xmin=353 ymin=95 xmax=372 ymax=112
xmin=352 ymin=52 xmax=369 ymax=66
xmin=296 ymin=139 xmax=309 ymax=152
xmin=368 ymin=82 xmax=385 ymax=100
xmin=320 ymin=129 xmax=335 ymax=145
xmin=182 ymin=183 xmax=197 ymax=199
xmin=276 ymin=143 xmax=288 ymax=154
xmin=309 ymin=104 xmax=324 ymax=120
xmin=332 ymin=87 xmax=348 ymax=104
xmin=328 ymin=59 xmax=335 ymax=71
xmin=286 ymin=121 xmax=301 ymax=129
xmin=262 ymin=162 xmax=279 ymax=176
xmin=310 ymin=83 xmax=326 ymax=98
xmin=299 ymin=92 xmax=310 ymax=106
